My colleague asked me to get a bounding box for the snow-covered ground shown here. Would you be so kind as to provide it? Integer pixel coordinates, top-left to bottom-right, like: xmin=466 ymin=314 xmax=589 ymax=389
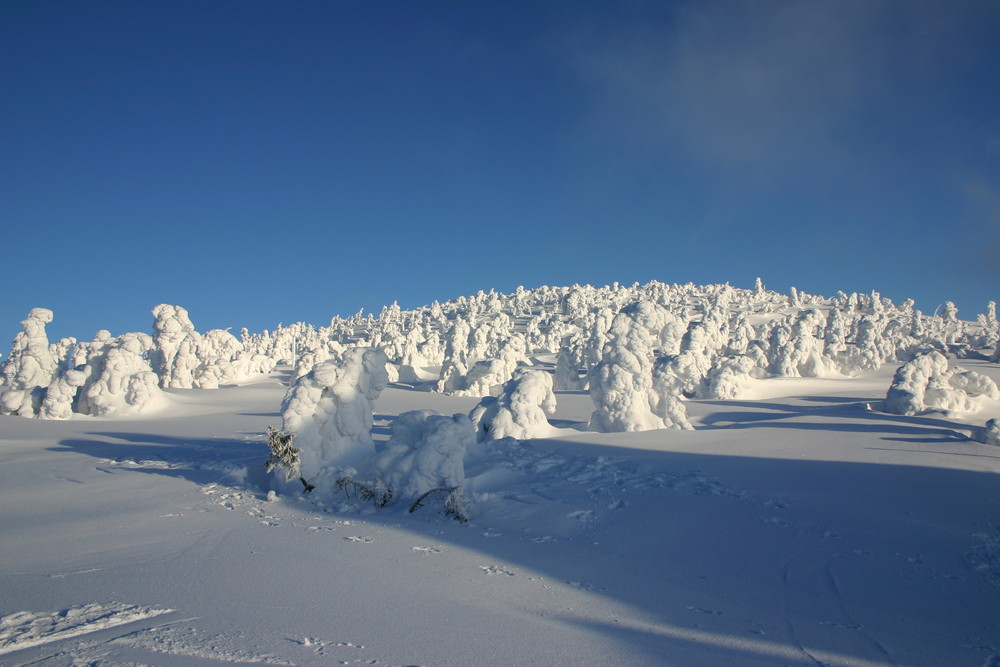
xmin=3 ymin=359 xmax=1000 ymax=666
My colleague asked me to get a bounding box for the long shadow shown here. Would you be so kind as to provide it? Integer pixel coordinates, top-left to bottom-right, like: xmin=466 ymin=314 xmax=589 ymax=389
xmin=699 ymin=396 xmax=979 ymax=445
xmin=388 ymin=440 xmax=1000 ymax=666
xmin=50 ymin=412 xmax=1000 ymax=665
xmin=53 ymin=431 xmax=269 ymax=487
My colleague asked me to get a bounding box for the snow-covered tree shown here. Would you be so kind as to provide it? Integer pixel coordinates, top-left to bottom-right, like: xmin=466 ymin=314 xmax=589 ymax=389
xmin=370 ymin=410 xmax=473 ymax=497
xmin=469 ymin=368 xmax=557 ymax=442
xmin=453 ymin=334 xmax=531 ymax=397
xmin=700 ymin=355 xmax=761 ymax=400
xmin=280 ymin=348 xmax=390 ymax=479
xmin=81 ymin=337 xmax=163 ymax=416
xmin=588 ymin=303 xmax=665 ymax=432
xmin=38 ymin=369 xmax=87 ymax=419
xmin=1 ymin=308 xmax=58 ymax=416
xmin=651 ymin=358 xmax=693 ymax=429
xmin=884 ymin=351 xmax=999 ymax=416
xmin=554 ymin=344 xmax=583 ymax=390
xmin=150 ymin=304 xmax=197 ymax=388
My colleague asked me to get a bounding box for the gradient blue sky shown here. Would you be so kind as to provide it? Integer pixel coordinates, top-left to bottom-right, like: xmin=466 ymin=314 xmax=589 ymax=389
xmin=3 ymin=0 xmax=999 ymax=346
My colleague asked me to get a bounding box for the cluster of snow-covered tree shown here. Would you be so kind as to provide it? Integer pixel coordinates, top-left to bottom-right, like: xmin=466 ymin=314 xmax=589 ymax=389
xmin=3 ymin=281 xmax=998 ymax=454
xmin=253 ymin=280 xmax=1000 ymax=510
xmin=0 ymin=305 xmax=277 ymax=418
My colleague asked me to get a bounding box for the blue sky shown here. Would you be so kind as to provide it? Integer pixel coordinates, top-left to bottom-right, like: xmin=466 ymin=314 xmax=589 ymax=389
xmin=2 ymin=1 xmax=999 ymax=346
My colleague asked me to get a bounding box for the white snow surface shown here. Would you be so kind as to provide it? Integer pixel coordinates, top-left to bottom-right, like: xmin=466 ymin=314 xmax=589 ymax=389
xmin=2 ymin=362 xmax=999 ymax=666
xmin=3 ymin=283 xmax=1000 ymax=666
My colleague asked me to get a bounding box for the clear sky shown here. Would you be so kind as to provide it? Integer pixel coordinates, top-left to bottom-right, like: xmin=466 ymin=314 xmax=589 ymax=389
xmin=2 ymin=0 xmax=999 ymax=346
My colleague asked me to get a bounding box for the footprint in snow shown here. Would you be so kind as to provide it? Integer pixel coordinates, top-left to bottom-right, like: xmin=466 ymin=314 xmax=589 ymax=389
xmin=481 ymin=565 xmax=516 ymax=576
xmin=344 ymin=536 xmax=374 ymax=543
xmin=412 ymin=546 xmax=444 ymax=554
xmin=568 ymin=581 xmax=606 ymax=592
xmin=686 ymin=605 xmax=723 ymax=615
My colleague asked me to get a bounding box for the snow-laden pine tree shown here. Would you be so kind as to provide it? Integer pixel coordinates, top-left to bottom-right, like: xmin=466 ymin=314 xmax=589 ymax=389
xmin=1 ymin=308 xmax=58 ymax=416
xmin=370 ymin=410 xmax=474 ymax=498
xmin=589 ymin=302 xmax=672 ymax=432
xmin=281 ymin=348 xmax=389 ymax=480
xmin=884 ymin=351 xmax=998 ymax=416
xmin=150 ymin=304 xmax=196 ymax=388
xmin=454 ymin=334 xmax=532 ymax=397
xmin=81 ymin=333 xmax=163 ymax=416
xmin=554 ymin=343 xmax=584 ymax=391
xmin=469 ymin=368 xmax=557 ymax=441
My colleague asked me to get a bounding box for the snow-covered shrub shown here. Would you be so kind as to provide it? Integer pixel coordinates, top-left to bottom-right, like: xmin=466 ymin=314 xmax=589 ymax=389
xmin=436 ymin=358 xmax=469 ymax=394
xmin=233 ymin=351 xmax=278 ymax=378
xmin=1 ymin=308 xmax=58 ymax=416
xmin=468 ymin=368 xmax=557 ymax=442
xmin=371 ymin=410 xmax=473 ymax=497
xmin=280 ymin=348 xmax=389 ymax=479
xmin=884 ymin=351 xmax=999 ymax=416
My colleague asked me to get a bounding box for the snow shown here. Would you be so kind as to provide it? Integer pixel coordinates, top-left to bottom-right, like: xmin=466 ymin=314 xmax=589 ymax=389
xmin=2 ymin=282 xmax=1000 ymax=666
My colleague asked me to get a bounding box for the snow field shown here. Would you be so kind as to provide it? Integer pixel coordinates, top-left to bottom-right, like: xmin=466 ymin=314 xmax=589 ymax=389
xmin=1 ymin=281 xmax=999 ymax=665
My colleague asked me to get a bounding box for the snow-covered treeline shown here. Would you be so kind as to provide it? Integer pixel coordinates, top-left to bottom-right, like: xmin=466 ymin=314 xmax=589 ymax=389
xmin=2 ymin=282 xmax=998 ymax=427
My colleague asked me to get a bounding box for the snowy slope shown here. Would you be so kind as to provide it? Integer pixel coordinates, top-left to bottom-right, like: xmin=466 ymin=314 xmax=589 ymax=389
xmin=2 ymin=359 xmax=1000 ymax=666
xmin=3 ymin=282 xmax=1000 ymax=665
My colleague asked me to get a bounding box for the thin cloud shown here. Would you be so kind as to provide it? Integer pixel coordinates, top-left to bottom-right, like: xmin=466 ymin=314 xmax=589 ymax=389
xmin=568 ymin=1 xmax=996 ymax=176
xmin=964 ymin=180 xmax=1000 ymax=275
